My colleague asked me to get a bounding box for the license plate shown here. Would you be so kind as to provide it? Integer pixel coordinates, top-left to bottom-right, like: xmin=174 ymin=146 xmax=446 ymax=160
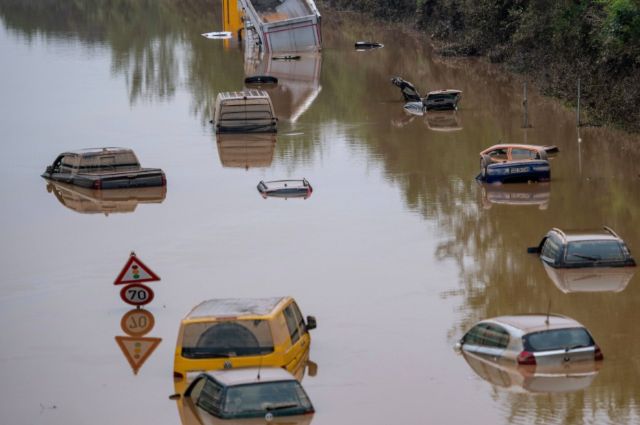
xmin=511 ymin=167 xmax=529 ymax=173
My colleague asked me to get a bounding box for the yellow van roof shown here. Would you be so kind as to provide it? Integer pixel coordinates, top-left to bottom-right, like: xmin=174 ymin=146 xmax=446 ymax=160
xmin=185 ymin=297 xmax=286 ymax=320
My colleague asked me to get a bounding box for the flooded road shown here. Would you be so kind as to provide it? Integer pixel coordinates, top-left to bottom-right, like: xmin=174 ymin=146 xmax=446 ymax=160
xmin=1 ymin=1 xmax=640 ymax=424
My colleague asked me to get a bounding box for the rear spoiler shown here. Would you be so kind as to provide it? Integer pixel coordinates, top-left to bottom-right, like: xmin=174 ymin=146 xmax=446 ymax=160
xmin=527 ymin=246 xmax=541 ymax=254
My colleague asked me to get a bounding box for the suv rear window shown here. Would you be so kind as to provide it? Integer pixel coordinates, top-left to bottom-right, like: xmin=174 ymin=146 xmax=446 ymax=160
xmin=223 ymin=381 xmax=313 ymax=417
xmin=181 ymin=320 xmax=274 ymax=358
xmin=565 ymin=241 xmax=625 ymax=263
xmin=523 ymin=328 xmax=594 ymax=352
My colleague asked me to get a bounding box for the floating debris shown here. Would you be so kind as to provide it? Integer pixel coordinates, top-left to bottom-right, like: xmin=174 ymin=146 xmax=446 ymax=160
xmin=201 ymin=31 xmax=232 ymax=39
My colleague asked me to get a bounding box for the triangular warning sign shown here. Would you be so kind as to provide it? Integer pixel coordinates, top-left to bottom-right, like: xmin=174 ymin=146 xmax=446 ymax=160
xmin=115 ymin=336 xmax=162 ymax=375
xmin=114 ymin=253 xmax=160 ymax=285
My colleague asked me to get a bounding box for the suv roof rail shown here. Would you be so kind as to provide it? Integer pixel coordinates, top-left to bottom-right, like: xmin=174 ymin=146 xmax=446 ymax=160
xmin=551 ymin=227 xmax=567 ymax=241
xmin=603 ymin=225 xmax=620 ymax=239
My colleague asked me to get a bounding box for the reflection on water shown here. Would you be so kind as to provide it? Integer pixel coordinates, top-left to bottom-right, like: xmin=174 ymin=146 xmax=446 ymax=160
xmin=45 ymin=180 xmax=166 ymax=215
xmin=479 ymin=182 xmax=550 ymax=210
xmin=244 ymin=51 xmax=322 ymax=123
xmin=543 ymin=263 xmax=636 ymax=294
xmin=115 ymin=309 xmax=162 ymax=375
xmin=462 ymin=352 xmax=600 ymax=394
xmin=425 ymin=111 xmax=462 ymax=132
xmin=216 ymin=133 xmax=277 ymax=169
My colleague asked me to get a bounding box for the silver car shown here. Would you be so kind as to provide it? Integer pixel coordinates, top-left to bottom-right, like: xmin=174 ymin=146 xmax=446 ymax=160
xmin=457 ymin=314 xmax=603 ymax=367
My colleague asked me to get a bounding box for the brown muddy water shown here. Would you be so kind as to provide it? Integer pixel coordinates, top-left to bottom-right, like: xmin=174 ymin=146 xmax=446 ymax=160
xmin=1 ymin=2 xmax=640 ymax=424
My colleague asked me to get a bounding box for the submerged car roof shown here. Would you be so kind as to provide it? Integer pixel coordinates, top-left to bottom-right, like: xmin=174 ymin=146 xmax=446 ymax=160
xmin=185 ymin=297 xmax=287 ymax=320
xmin=216 ymin=90 xmax=271 ymax=101
xmin=426 ymin=89 xmax=462 ymax=95
xmin=487 ymin=314 xmax=585 ymax=333
xmin=550 ymin=227 xmax=622 ymax=243
xmin=481 ymin=143 xmax=547 ymax=153
xmin=206 ymin=367 xmax=296 ymax=387
xmin=63 ymin=147 xmax=133 ymax=157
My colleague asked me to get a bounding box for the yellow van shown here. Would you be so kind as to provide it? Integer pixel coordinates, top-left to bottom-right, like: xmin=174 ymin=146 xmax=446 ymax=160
xmin=173 ymin=297 xmax=316 ymax=382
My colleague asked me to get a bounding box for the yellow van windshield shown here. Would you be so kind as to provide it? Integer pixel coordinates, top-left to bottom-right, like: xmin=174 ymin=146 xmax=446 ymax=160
xmin=181 ymin=320 xmax=274 ymax=358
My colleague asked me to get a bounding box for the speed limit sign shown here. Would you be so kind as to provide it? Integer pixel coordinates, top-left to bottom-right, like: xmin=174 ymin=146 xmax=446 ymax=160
xmin=120 ymin=283 xmax=155 ymax=306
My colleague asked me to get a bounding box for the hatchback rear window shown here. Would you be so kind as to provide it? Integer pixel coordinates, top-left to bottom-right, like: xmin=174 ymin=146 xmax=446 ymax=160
xmin=565 ymin=241 xmax=625 ymax=263
xmin=523 ymin=328 xmax=594 ymax=352
xmin=181 ymin=320 xmax=274 ymax=358
xmin=223 ymin=381 xmax=313 ymax=417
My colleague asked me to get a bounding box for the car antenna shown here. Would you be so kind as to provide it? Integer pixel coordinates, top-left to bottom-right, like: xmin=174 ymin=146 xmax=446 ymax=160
xmin=257 ymin=357 xmax=262 ymax=381
xmin=545 ymin=299 xmax=551 ymax=325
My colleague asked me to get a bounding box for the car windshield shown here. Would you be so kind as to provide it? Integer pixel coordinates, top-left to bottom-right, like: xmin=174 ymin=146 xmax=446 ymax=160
xmin=223 ymin=381 xmax=313 ymax=417
xmin=181 ymin=320 xmax=274 ymax=358
xmin=523 ymin=328 xmax=594 ymax=352
xmin=428 ymin=93 xmax=457 ymax=101
xmin=565 ymin=240 xmax=625 ymax=263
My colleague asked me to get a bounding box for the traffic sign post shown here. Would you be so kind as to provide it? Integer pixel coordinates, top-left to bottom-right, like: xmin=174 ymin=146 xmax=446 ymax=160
xmin=120 ymin=283 xmax=155 ymax=307
xmin=114 ymin=252 xmax=161 ymax=285
xmin=120 ymin=308 xmax=156 ymax=336
xmin=115 ymin=335 xmax=162 ymax=375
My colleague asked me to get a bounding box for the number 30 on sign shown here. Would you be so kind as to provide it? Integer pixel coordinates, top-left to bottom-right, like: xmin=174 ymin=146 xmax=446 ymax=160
xmin=120 ymin=283 xmax=155 ymax=306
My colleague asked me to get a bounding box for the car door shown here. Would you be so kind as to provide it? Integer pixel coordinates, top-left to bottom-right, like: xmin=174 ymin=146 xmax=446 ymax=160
xmin=282 ymin=301 xmax=309 ymax=374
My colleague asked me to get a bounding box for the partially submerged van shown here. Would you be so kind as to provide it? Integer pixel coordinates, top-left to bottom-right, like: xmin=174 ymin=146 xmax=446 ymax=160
xmin=213 ymin=90 xmax=277 ymax=133
xmin=173 ymin=297 xmax=316 ymax=381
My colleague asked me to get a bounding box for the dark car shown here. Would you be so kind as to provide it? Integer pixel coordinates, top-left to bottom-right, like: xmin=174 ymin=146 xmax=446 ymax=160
xmin=180 ymin=367 xmax=314 ymax=421
xmin=42 ymin=147 xmax=166 ymax=189
xmin=528 ymin=227 xmax=636 ymax=268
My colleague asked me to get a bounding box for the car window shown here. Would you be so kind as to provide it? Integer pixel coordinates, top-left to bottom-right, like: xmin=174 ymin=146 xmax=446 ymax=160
xmin=511 ymin=148 xmax=536 ymax=160
xmin=523 ymin=328 xmax=594 ymax=352
xmin=482 ymin=324 xmax=510 ymax=348
xmin=196 ymin=378 xmax=224 ymax=416
xmin=283 ymin=305 xmax=301 ymax=344
xmin=181 ymin=320 xmax=274 ymax=358
xmin=290 ymin=302 xmax=307 ymax=334
xmin=463 ymin=324 xmax=487 ymax=345
xmin=541 ymin=237 xmax=561 ymax=262
xmin=223 ymin=381 xmax=312 ymax=417
xmin=565 ymin=241 xmax=625 ymax=262
xmin=487 ymin=149 xmax=508 ymax=161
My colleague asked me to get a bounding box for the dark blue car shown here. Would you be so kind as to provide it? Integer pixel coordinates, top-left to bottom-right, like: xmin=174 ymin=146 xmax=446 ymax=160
xmin=477 ymin=144 xmax=556 ymax=184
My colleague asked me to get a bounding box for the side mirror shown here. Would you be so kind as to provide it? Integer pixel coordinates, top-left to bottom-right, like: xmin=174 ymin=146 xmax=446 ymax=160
xmin=168 ymin=393 xmax=181 ymax=400
xmin=306 ymin=315 xmax=317 ymax=330
xmin=453 ymin=341 xmax=462 ymax=353
xmin=306 ymin=360 xmax=318 ymax=377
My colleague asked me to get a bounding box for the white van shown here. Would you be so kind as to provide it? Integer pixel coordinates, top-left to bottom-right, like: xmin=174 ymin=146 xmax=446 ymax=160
xmin=213 ymin=90 xmax=277 ymax=133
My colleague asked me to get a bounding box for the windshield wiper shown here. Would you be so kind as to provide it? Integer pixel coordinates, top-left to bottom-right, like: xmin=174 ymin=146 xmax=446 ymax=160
xmin=264 ymin=403 xmax=299 ymax=411
xmin=569 ymin=254 xmax=600 ymax=261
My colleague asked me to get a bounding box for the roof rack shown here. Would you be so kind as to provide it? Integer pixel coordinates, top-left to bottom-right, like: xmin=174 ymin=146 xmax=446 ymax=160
xmin=551 ymin=227 xmax=567 ymax=241
xmin=603 ymin=225 xmax=620 ymax=239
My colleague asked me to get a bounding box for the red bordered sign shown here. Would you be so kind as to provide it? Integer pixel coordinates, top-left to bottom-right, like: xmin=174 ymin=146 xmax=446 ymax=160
xmin=114 ymin=253 xmax=161 ymax=285
xmin=120 ymin=283 xmax=155 ymax=306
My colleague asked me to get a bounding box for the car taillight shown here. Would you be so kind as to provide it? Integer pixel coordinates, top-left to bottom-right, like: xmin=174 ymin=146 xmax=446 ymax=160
xmin=517 ymin=350 xmax=536 ymax=365
xmin=161 ymin=173 xmax=167 ymax=186
xmin=594 ymin=344 xmax=604 ymax=361
xmin=93 ymin=180 xmax=102 ymax=190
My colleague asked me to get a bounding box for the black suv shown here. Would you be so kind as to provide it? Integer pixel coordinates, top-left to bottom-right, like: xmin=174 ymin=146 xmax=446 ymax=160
xmin=528 ymin=227 xmax=636 ymax=268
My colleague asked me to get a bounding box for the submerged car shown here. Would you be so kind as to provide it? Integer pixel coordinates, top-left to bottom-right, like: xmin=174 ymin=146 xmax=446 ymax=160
xmin=213 ymin=90 xmax=277 ymax=133
xmin=423 ymin=89 xmax=462 ymax=111
xmin=41 ymin=147 xmax=166 ymax=189
xmin=178 ymin=368 xmax=314 ymax=422
xmin=173 ymin=297 xmax=316 ymax=380
xmin=257 ymin=179 xmax=313 ymax=199
xmin=216 ymin=133 xmax=276 ymax=169
xmin=477 ymin=143 xmax=557 ymax=184
xmin=45 ymin=180 xmax=166 ymax=215
xmin=457 ymin=314 xmax=604 ymax=368
xmin=390 ymin=76 xmax=463 ymax=111
xmin=462 ymin=350 xmax=601 ymax=394
xmin=528 ymin=227 xmax=636 ymax=268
